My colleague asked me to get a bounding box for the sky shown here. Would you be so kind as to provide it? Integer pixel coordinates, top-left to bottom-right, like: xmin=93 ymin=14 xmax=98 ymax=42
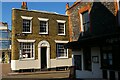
xmin=1 ymin=2 xmax=74 ymax=30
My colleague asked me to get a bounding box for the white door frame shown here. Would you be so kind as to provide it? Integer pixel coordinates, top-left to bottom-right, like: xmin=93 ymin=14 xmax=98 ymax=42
xmin=38 ymin=40 xmax=50 ymax=69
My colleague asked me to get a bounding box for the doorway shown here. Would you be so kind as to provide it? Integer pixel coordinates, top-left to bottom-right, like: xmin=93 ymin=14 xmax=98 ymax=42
xmin=41 ymin=47 xmax=47 ymax=69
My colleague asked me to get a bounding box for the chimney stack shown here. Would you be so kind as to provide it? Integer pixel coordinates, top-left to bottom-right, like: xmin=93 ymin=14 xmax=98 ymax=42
xmin=21 ymin=2 xmax=28 ymax=10
xmin=66 ymin=3 xmax=69 ymax=10
xmin=66 ymin=3 xmax=69 ymax=15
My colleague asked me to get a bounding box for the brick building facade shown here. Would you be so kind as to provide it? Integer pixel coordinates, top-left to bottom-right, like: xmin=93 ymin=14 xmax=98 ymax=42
xmin=11 ymin=2 xmax=72 ymax=71
xmin=66 ymin=1 xmax=120 ymax=79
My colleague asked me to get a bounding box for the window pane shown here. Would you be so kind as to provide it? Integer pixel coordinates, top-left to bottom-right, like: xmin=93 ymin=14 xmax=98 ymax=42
xmin=58 ymin=23 xmax=64 ymax=34
xmin=23 ymin=19 xmax=31 ymax=32
xmin=40 ymin=21 xmax=47 ymax=33
xmin=56 ymin=43 xmax=67 ymax=57
xmin=20 ymin=42 xmax=34 ymax=59
xmin=108 ymin=53 xmax=112 ymax=59
xmin=82 ymin=11 xmax=90 ymax=32
xmin=74 ymin=55 xmax=82 ymax=70
xmin=0 ymin=40 xmax=10 ymax=49
xmin=83 ymin=47 xmax=91 ymax=71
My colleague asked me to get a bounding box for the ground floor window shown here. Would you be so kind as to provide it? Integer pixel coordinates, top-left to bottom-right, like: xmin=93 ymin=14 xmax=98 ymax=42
xmin=2 ymin=52 xmax=5 ymax=63
xmin=101 ymin=46 xmax=113 ymax=67
xmin=19 ymin=42 xmax=34 ymax=59
xmin=74 ymin=55 xmax=82 ymax=70
xmin=83 ymin=47 xmax=92 ymax=71
xmin=56 ymin=43 xmax=68 ymax=58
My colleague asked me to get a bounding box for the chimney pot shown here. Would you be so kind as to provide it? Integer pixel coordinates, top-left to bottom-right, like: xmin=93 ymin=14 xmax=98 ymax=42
xmin=21 ymin=2 xmax=28 ymax=10
xmin=66 ymin=3 xmax=69 ymax=10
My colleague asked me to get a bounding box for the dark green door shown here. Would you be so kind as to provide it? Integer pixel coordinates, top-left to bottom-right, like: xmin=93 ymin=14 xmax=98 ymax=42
xmin=41 ymin=47 xmax=47 ymax=69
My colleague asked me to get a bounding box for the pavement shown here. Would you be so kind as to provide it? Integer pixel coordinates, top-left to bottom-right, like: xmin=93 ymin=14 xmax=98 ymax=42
xmin=1 ymin=70 xmax=71 ymax=80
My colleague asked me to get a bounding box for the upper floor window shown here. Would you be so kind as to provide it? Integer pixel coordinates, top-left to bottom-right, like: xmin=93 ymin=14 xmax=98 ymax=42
xmin=81 ymin=11 xmax=90 ymax=32
xmin=21 ymin=16 xmax=33 ymax=33
xmin=55 ymin=40 xmax=68 ymax=58
xmin=57 ymin=20 xmax=66 ymax=35
xmin=38 ymin=18 xmax=49 ymax=34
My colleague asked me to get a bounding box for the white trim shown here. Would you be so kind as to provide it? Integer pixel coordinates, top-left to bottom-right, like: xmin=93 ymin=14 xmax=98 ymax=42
xmin=38 ymin=40 xmax=50 ymax=69
xmin=19 ymin=42 xmax=35 ymax=60
xmin=38 ymin=18 xmax=49 ymax=21
xmin=17 ymin=39 xmax=36 ymax=42
xmin=80 ymin=13 xmax=84 ymax=32
xmin=21 ymin=16 xmax=33 ymax=20
xmin=22 ymin=18 xmax=32 ymax=33
xmin=56 ymin=20 xmax=66 ymax=23
xmin=39 ymin=32 xmax=48 ymax=35
xmin=38 ymin=18 xmax=49 ymax=34
xmin=22 ymin=32 xmax=32 ymax=34
xmin=57 ymin=20 xmax=66 ymax=35
xmin=55 ymin=40 xmax=69 ymax=43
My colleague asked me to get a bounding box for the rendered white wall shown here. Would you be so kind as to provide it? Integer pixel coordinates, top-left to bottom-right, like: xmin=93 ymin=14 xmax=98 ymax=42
xmin=51 ymin=58 xmax=72 ymax=68
xmin=72 ymin=47 xmax=102 ymax=78
xmin=11 ymin=60 xmax=40 ymax=70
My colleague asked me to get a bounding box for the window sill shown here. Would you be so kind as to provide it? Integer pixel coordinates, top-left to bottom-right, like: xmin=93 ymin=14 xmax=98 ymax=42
xmin=58 ymin=34 xmax=66 ymax=36
xmin=39 ymin=32 xmax=48 ymax=35
xmin=56 ymin=57 xmax=68 ymax=59
xmin=19 ymin=58 xmax=35 ymax=61
xmin=22 ymin=32 xmax=32 ymax=34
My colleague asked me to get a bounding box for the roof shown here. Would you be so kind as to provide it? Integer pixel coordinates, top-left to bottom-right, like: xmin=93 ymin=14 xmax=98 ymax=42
xmin=12 ymin=8 xmax=68 ymax=17
xmin=65 ymin=32 xmax=120 ymax=49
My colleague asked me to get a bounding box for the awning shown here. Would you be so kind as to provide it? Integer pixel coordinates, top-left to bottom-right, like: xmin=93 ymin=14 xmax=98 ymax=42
xmin=65 ymin=32 xmax=120 ymax=49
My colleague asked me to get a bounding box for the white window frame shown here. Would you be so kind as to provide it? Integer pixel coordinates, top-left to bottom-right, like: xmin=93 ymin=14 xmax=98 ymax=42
xmin=55 ymin=40 xmax=68 ymax=59
xmin=117 ymin=0 xmax=120 ymax=26
xmin=17 ymin=39 xmax=35 ymax=60
xmin=21 ymin=16 xmax=33 ymax=33
xmin=38 ymin=18 xmax=49 ymax=34
xmin=57 ymin=20 xmax=66 ymax=36
xmin=80 ymin=14 xmax=84 ymax=32
xmin=80 ymin=11 xmax=90 ymax=33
